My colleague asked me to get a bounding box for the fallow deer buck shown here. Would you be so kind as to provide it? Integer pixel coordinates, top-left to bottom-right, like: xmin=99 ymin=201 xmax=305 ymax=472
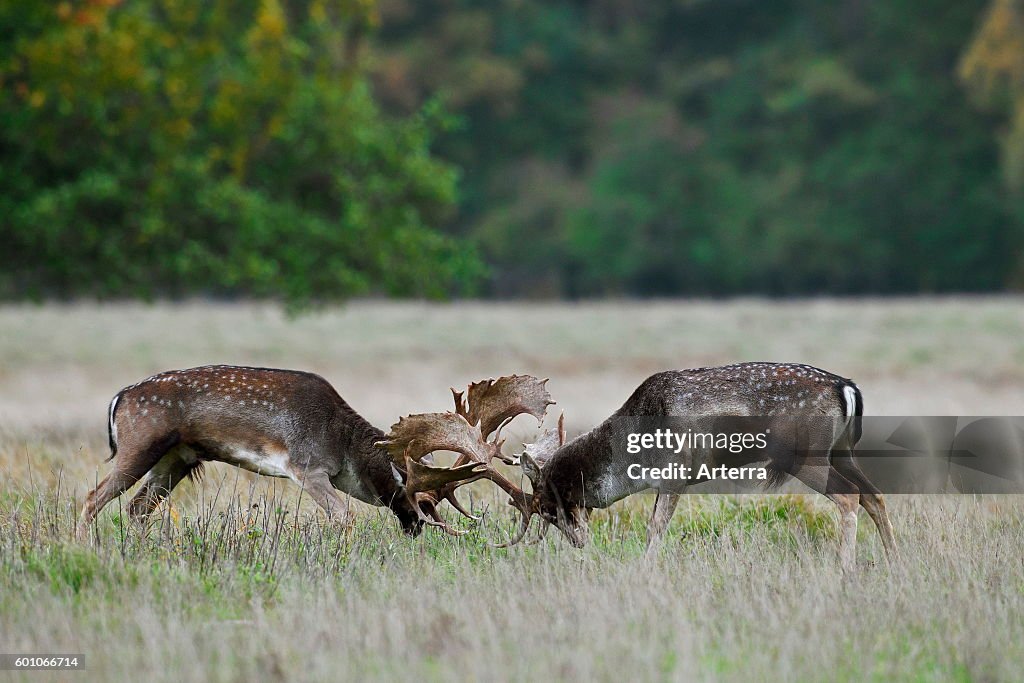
xmin=76 ymin=365 xmax=464 ymax=540
xmin=380 ymin=363 xmax=898 ymax=571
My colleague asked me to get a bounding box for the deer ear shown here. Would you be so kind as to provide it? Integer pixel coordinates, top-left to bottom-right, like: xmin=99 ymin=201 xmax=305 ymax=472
xmin=521 ymin=450 xmax=543 ymax=487
xmin=391 ymin=463 xmax=405 ymax=488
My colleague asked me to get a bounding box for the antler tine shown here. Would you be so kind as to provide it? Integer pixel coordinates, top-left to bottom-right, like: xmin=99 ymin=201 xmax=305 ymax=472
xmin=403 ymin=457 xmax=489 ymax=493
xmin=451 ymin=387 xmax=469 ymax=419
xmin=523 ymin=519 xmax=550 ymax=546
xmin=478 ymin=466 xmax=533 ymax=514
xmin=414 ymin=467 xmax=483 ymax=520
xmin=437 ymin=485 xmax=479 ymax=521
xmin=462 ymin=375 xmax=555 ymax=441
xmin=415 ymin=495 xmax=470 ymax=536
xmin=492 ymin=506 xmax=533 ymax=548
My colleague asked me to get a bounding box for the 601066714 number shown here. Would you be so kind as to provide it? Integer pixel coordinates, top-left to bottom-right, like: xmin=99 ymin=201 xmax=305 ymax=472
xmin=1 ymin=654 xmax=85 ymax=670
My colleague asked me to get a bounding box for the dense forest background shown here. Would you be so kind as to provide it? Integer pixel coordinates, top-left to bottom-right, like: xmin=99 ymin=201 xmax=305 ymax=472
xmin=3 ymin=0 xmax=1024 ymax=303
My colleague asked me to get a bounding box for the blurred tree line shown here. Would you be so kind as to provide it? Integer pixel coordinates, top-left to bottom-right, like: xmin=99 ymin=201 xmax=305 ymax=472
xmin=374 ymin=0 xmax=1024 ymax=296
xmin=2 ymin=0 xmax=1023 ymax=303
xmin=0 ymin=0 xmax=481 ymax=304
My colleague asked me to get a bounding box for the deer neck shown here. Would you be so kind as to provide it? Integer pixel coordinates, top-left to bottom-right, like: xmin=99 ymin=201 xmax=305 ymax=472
xmin=544 ymin=420 xmax=640 ymax=508
xmin=324 ymin=409 xmax=402 ymax=506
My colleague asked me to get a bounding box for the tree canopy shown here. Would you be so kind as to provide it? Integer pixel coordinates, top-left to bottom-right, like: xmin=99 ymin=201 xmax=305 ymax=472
xmin=1 ymin=0 xmax=482 ymax=305
xmin=1 ymin=0 xmax=1022 ymax=302
xmin=375 ymin=0 xmax=1023 ymax=296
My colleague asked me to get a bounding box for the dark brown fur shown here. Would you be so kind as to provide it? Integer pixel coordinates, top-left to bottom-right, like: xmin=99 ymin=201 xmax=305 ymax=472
xmin=79 ymin=365 xmax=422 ymax=538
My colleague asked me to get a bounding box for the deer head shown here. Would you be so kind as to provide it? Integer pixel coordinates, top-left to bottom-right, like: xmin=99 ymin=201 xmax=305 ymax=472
xmin=513 ymin=412 xmax=591 ymax=547
xmin=377 ymin=375 xmax=584 ymax=546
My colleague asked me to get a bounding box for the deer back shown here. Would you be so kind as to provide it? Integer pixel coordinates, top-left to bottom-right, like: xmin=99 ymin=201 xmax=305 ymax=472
xmin=622 ymin=362 xmax=859 ymax=418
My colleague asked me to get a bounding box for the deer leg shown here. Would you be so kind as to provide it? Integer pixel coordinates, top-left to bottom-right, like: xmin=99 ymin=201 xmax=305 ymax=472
xmin=789 ymin=458 xmax=861 ymax=573
xmin=294 ymin=471 xmax=353 ymax=526
xmin=77 ymin=434 xmax=179 ymax=541
xmin=645 ymin=493 xmax=680 ymax=556
xmin=126 ymin=449 xmax=199 ymax=524
xmin=831 ymin=452 xmax=898 ymax=564
xmin=78 ymin=472 xmax=119 ymax=540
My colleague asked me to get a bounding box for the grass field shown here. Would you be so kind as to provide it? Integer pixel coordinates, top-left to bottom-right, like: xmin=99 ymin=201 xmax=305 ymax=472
xmin=1 ymin=298 xmax=1023 ymax=682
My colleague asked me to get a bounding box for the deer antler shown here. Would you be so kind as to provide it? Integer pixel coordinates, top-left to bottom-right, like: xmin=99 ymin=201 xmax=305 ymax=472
xmin=383 ymin=413 xmax=497 ymax=464
xmin=516 ymin=412 xmax=565 ymax=477
xmin=378 ymin=374 xmax=554 ymax=540
xmin=453 ymin=375 xmax=554 ymax=442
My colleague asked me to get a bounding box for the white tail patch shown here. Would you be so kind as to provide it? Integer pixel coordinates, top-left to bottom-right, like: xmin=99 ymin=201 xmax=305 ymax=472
xmin=108 ymin=394 xmax=120 ymax=448
xmin=842 ymin=384 xmax=858 ymax=418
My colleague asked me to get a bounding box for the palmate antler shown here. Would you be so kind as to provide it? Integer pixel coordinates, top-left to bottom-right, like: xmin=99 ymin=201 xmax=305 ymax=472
xmin=452 ymin=376 xmax=554 ymax=453
xmin=377 ymin=375 xmax=554 ymax=542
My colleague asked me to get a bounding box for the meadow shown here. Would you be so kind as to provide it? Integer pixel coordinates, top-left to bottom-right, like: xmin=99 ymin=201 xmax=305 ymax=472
xmin=1 ymin=298 xmax=1023 ymax=682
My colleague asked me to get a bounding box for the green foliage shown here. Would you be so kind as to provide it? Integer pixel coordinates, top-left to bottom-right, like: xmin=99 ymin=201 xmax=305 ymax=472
xmin=0 ymin=0 xmax=482 ymax=305
xmin=960 ymin=0 xmax=1024 ymax=189
xmin=375 ymin=0 xmax=1024 ymax=296
xmin=679 ymin=495 xmax=837 ymax=546
xmin=3 ymin=1 xmax=1022 ymax=301
xmin=24 ymin=545 xmax=103 ymax=595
